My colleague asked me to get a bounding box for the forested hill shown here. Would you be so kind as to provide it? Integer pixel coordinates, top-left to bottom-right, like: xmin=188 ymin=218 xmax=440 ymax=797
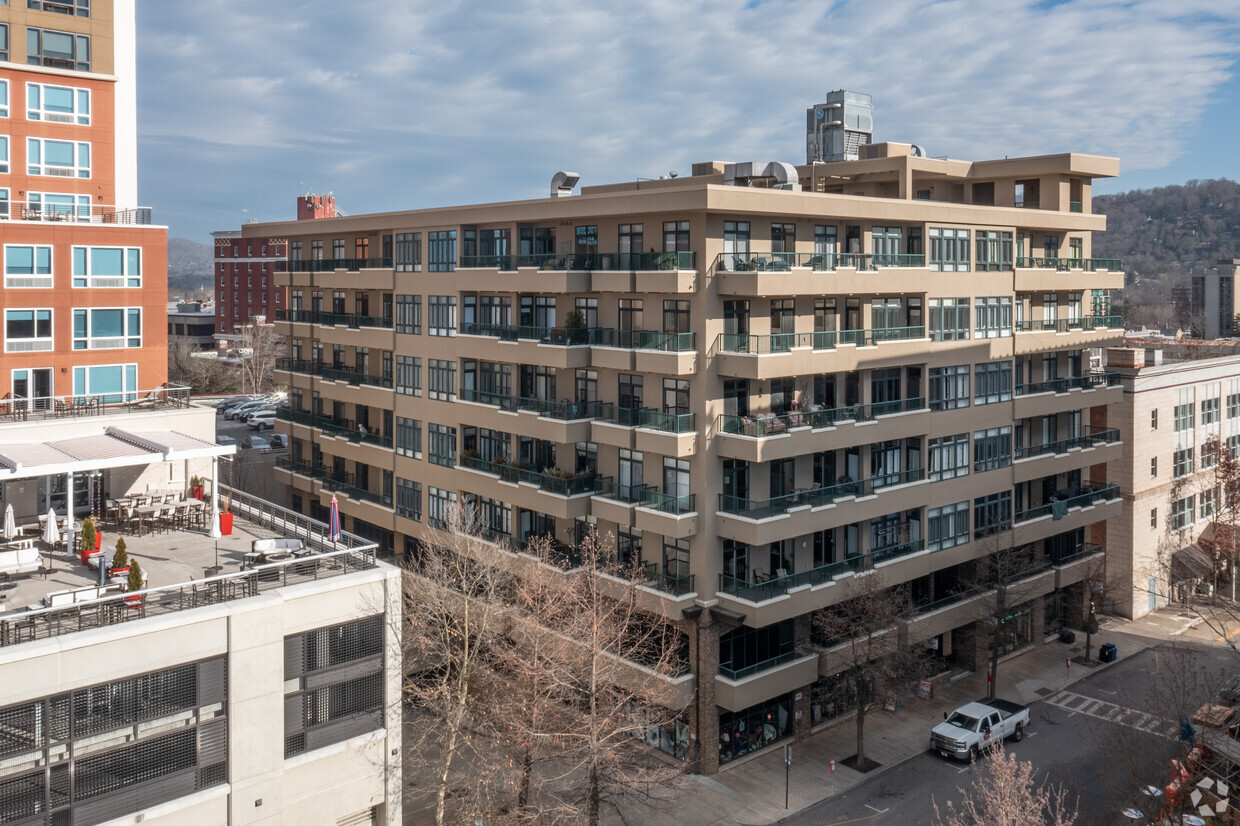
xmin=1092 ymin=179 xmax=1240 ymax=278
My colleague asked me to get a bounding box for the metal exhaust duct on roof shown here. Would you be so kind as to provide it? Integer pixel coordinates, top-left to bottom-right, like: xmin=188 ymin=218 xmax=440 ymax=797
xmin=722 ymin=161 xmax=801 ymax=191
xmin=550 ymin=171 xmax=580 ymax=197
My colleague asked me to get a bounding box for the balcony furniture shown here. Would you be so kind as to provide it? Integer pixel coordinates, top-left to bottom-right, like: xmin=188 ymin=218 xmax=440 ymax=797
xmin=252 ymin=538 xmax=304 ymax=554
xmin=0 ymin=547 xmax=43 ymax=578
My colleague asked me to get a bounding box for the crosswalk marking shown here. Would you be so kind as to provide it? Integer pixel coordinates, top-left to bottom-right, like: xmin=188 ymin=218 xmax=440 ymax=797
xmin=1045 ymin=690 xmax=1177 ymax=738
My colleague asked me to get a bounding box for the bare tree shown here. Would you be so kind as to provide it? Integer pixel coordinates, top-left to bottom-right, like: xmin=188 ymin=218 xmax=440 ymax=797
xmin=813 ymin=572 xmax=922 ymax=771
xmin=168 ymin=338 xmax=240 ymax=395
xmin=234 ymin=317 xmax=283 ymax=396
xmin=934 ymin=744 xmax=1078 ymax=826
xmin=514 ymin=532 xmax=689 ymax=826
xmin=972 ymin=534 xmax=1046 ymax=701
xmin=402 ymin=510 xmax=515 ymax=826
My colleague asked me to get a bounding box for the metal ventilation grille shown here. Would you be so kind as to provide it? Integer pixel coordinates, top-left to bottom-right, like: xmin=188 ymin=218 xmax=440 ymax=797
xmin=0 ymin=657 xmax=228 ymax=826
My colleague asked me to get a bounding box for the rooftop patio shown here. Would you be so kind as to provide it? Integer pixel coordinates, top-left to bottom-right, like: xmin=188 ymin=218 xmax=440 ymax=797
xmin=0 ymin=487 xmax=378 ymax=648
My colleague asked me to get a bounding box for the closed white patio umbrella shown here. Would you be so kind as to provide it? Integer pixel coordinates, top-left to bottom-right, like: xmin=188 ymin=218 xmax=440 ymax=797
xmin=3 ymin=504 xmax=17 ymax=540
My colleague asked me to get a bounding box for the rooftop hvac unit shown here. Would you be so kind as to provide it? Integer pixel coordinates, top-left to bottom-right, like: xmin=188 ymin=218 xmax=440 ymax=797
xmin=806 ymin=90 xmax=873 ymax=164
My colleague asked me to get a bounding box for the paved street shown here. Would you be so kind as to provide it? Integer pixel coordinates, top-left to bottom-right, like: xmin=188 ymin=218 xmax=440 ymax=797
xmin=783 ymin=641 xmax=1233 ymax=826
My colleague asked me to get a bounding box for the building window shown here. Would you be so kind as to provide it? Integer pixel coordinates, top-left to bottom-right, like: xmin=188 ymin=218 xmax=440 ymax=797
xmin=396 ymin=417 xmax=422 ymax=459
xmin=27 ymin=27 xmax=90 ymax=71
xmin=928 ymin=501 xmax=969 ymax=551
xmin=4 ymin=244 xmax=52 ymax=288
xmin=1228 ymin=395 xmax=1240 ymax=420
xmin=396 ymin=478 xmax=422 ymax=521
xmin=974 ymin=491 xmax=1012 ymax=537
xmin=428 ymin=295 xmax=456 ymax=336
xmin=1151 ymin=409 xmax=1159 ymax=429
xmin=928 ymin=433 xmax=969 ymax=481
xmin=1173 ymin=448 xmax=1194 ymax=479
xmin=70 ymin=246 xmax=141 ymax=288
xmin=1171 ymin=495 xmax=1195 ymax=531
xmin=0 ymin=27 xmax=7 ymax=63
xmin=929 ymin=365 xmax=970 ymax=411
xmin=428 ymin=359 xmax=456 ymax=402
xmin=395 ymin=232 xmax=421 ymax=271
xmin=1202 ymin=487 xmax=1219 ymax=519
xmin=73 ymin=363 xmax=137 ymax=400
xmin=0 ymin=135 xmax=7 ymax=173
xmin=973 ymin=426 xmax=1013 ymax=473
xmin=1202 ymin=397 xmax=1220 ymax=425
xmin=428 ymin=486 xmax=457 ymax=529
xmin=428 ymin=423 xmax=457 ymax=467
xmin=974 ymin=362 xmax=1013 ymax=405
xmin=428 ymin=230 xmax=456 ymax=272
xmin=27 ymin=0 xmax=91 ymax=15
xmin=6 ymin=307 xmax=55 ymax=354
xmin=1174 ymin=403 xmax=1194 ymax=432
xmin=928 ymin=297 xmax=969 ymax=341
xmin=73 ymin=308 xmax=141 ymax=350
xmin=1203 ymin=441 xmax=1220 ymax=470
xmin=662 ymin=220 xmax=690 ymax=252
xmin=929 ymin=227 xmax=969 ymax=271
xmin=26 ymin=137 xmax=90 ymax=177
xmin=1150 ymin=508 xmax=1157 ymax=529
xmin=975 ymin=230 xmax=1013 ymax=271
xmin=395 ymin=294 xmax=422 ymax=334
xmin=331 ymin=239 xmax=345 ymax=260
xmin=973 ymin=297 xmax=1012 ymax=338
xmin=284 ymin=616 xmax=384 ymax=758
xmin=395 ymin=355 xmax=421 ymax=397
xmin=1151 ymin=457 xmax=1157 ymax=477
xmin=26 ymin=81 xmax=90 ymax=124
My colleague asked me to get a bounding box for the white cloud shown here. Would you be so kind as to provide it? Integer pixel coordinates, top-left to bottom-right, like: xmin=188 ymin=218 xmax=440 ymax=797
xmin=137 ymin=0 xmax=1240 ymax=239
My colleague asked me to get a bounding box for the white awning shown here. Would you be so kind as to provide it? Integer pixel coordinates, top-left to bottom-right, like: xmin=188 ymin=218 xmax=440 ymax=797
xmin=0 ymin=427 xmax=236 ymax=480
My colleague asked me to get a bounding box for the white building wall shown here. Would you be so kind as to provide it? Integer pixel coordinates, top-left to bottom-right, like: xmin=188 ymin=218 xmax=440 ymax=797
xmin=112 ymin=0 xmax=139 ymax=208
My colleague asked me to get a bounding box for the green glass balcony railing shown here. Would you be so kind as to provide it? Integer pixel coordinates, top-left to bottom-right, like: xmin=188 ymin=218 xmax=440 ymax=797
xmin=1014 ymin=316 xmax=1122 ymax=334
xmin=639 ymin=486 xmax=696 ymax=515
xmin=512 ymin=251 xmax=696 ymax=271
xmin=593 ymin=403 xmax=642 ymax=427
xmin=717 ymin=398 xmax=926 ymax=437
xmin=275 ymin=358 xmax=393 ymax=389
xmin=719 ymin=468 xmax=925 ymax=520
xmin=460 ymin=455 xmax=596 ymax=496
xmin=1049 ymin=542 xmax=1102 ymax=565
xmin=718 ymin=650 xmax=798 ymax=680
xmin=1015 ymin=428 xmax=1120 ymax=460
xmin=718 ymin=539 xmax=926 ymax=604
xmin=717 ymin=331 xmax=837 ymax=353
xmin=1069 ymin=201 xmax=1083 ymax=213
xmin=714 ymin=252 xmax=927 ymax=273
xmin=275 ymin=408 xmax=393 ymax=448
xmin=591 ymin=476 xmax=646 ymax=504
xmin=1015 ymin=372 xmax=1121 ymax=397
xmin=277 ymin=258 xmax=393 ymax=273
xmin=275 ymin=309 xmax=393 ymax=329
xmin=637 ymin=409 xmax=696 ymax=433
xmin=648 ymin=570 xmax=696 ymax=597
xmin=459 ymin=254 xmax=517 ymax=270
xmin=1014 ymin=484 xmax=1120 ymax=524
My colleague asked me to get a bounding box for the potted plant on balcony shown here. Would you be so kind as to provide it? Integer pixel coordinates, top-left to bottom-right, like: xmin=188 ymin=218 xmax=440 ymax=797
xmin=125 ymin=559 xmax=144 ymax=607
xmin=109 ymin=537 xmax=130 ymax=584
xmin=219 ymin=498 xmax=234 ymax=536
xmin=79 ymin=517 xmax=101 ymax=566
xmin=564 ymin=310 xmax=587 ymax=345
xmin=190 ymin=474 xmax=204 ymax=500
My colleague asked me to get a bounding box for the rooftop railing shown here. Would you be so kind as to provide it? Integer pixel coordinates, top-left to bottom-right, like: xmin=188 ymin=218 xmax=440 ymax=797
xmin=2 ymin=199 xmax=154 ymax=225
xmin=0 ymin=485 xmax=377 ymax=649
xmin=1015 ymin=372 xmax=1120 ymax=397
xmin=0 ymin=385 xmax=191 ymax=424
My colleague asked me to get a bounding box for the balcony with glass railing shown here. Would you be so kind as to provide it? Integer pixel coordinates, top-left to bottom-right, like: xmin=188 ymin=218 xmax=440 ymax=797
xmin=1070 ymin=201 xmax=1083 ymax=213
xmin=275 ymin=358 xmax=393 ymax=390
xmin=718 ymin=539 xmax=925 ymax=604
xmin=460 ymin=455 xmax=597 ymax=496
xmin=638 ymin=486 xmax=696 ymax=515
xmin=1015 ymin=428 xmax=1120 ymax=461
xmin=1015 ymin=315 xmax=1123 ymax=333
xmin=1015 ymin=372 xmax=1120 ymax=397
xmin=637 ymin=409 xmax=696 ymax=434
xmin=714 ymin=252 xmax=925 ymax=273
xmin=1015 ymin=257 xmax=1122 ymax=272
xmin=458 ymin=323 xmax=694 ymax=353
xmin=719 ymin=468 xmax=925 ymax=520
xmin=510 ymin=251 xmax=696 ymax=271
xmin=1014 ymin=483 xmax=1120 ymax=524
xmin=275 ymin=408 xmax=393 ymax=449
xmin=592 ymin=477 xmax=646 ymax=504
xmin=277 ymin=258 xmax=393 ymax=272
xmin=716 ymin=326 xmax=923 ymax=354
xmin=276 ymin=309 xmax=393 ymax=329
xmin=717 ymin=397 xmax=926 ymax=438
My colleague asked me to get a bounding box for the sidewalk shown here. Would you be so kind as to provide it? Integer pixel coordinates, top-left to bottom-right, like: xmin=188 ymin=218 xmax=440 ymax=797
xmin=615 ymin=609 xmax=1198 ymax=826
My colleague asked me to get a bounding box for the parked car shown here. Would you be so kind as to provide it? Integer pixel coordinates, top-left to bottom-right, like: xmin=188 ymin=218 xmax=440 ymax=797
xmin=267 ymin=433 xmax=288 ymax=451
xmin=241 ymin=435 xmax=270 ymax=451
xmin=930 ymin=700 xmax=1029 ymax=760
xmin=246 ymin=409 xmax=277 ymax=430
xmin=217 ymin=396 xmax=254 ymax=415
xmin=226 ymin=401 xmax=270 ymax=421
xmin=216 ymin=435 xmax=237 ymax=446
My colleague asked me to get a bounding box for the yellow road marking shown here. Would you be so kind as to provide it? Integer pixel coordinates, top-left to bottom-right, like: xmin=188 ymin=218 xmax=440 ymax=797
xmin=1215 ymin=626 xmax=1240 ymax=642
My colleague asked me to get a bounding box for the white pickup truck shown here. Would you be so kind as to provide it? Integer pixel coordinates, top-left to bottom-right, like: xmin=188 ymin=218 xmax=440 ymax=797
xmin=930 ymin=699 xmax=1030 ymax=760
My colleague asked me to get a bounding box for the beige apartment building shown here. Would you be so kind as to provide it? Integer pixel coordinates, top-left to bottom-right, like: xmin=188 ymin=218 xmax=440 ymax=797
xmin=255 ymin=136 xmax=1125 ymax=773
xmin=1105 ymin=339 xmax=1240 ymax=618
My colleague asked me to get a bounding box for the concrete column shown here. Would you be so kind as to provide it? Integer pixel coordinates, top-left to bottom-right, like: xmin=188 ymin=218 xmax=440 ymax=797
xmin=64 ymin=472 xmax=74 ymax=558
xmin=1031 ymin=597 xmax=1046 ymax=642
xmin=696 ymin=607 xmax=723 ymax=775
xmin=794 ymin=613 xmax=813 ymax=742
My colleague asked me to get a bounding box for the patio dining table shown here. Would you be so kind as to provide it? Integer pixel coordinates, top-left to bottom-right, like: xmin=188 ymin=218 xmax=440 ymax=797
xmin=134 ymin=504 xmax=162 ymax=536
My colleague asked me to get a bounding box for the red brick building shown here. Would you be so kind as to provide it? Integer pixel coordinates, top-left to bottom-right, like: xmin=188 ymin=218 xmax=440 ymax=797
xmin=211 ymin=230 xmax=287 ymax=343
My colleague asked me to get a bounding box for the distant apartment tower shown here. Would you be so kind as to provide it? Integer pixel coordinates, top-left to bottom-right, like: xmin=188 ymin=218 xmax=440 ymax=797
xmin=1190 ymin=260 xmax=1240 ymax=338
xmin=211 ymin=230 xmax=288 ymax=344
xmin=0 ymin=0 xmax=168 ymax=404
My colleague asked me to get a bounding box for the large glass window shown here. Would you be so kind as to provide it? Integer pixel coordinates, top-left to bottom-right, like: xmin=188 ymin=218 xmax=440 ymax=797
xmin=428 ymin=423 xmax=457 ymax=467
xmin=395 ymin=294 xmax=421 ymax=334
xmin=929 ymin=365 xmax=969 ymax=411
xmin=974 ymin=362 xmax=1013 ymax=405
xmin=975 ymin=230 xmax=1013 ymax=271
xmin=928 ymin=298 xmax=969 ymax=341
xmin=1174 ymin=403 xmax=1194 ymax=432
xmin=26 ymin=137 xmax=90 ymax=177
xmin=27 ymin=27 xmax=90 ymax=71
xmin=974 ymin=297 xmax=1012 ymax=338
xmin=71 ymin=246 xmax=140 ymax=288
xmin=72 ymin=307 xmax=140 ymax=350
xmin=1171 ymin=495 xmax=1195 ymax=531
xmin=396 ymin=478 xmax=422 ymax=521
xmin=395 ymin=232 xmax=421 ymax=271
xmin=26 ymin=81 xmax=90 ymax=124
xmin=5 ymin=309 xmax=53 ymax=351
xmin=929 ymin=227 xmax=969 ymax=271
xmin=395 ymin=355 xmax=421 ymax=396
xmin=72 ymin=364 xmax=137 ymax=400
xmin=428 ymin=359 xmax=456 ymax=402
xmin=973 ymin=426 xmax=1013 ymax=473
xmin=928 ymin=434 xmax=969 ymax=481
xmin=4 ymin=245 xmax=52 ymax=288
xmin=395 ymin=416 xmax=422 ymax=459
xmin=428 ymin=295 xmax=456 ymax=336
xmin=1173 ymin=448 xmax=1194 ymax=479
xmin=973 ymin=491 xmax=1012 ymax=537
xmin=428 ymin=230 xmax=456 ymax=272
xmin=1202 ymin=397 xmax=1220 ymax=425
xmin=928 ymin=502 xmax=969 ymax=551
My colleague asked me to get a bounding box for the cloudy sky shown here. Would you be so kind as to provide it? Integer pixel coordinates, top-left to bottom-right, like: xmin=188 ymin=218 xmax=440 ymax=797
xmin=138 ymin=0 xmax=1240 ymax=242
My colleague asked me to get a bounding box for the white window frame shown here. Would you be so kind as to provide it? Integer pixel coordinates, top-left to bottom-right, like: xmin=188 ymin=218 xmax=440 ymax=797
xmin=928 ymin=501 xmax=969 ymax=551
xmin=72 ymin=362 xmax=139 ymax=401
xmin=4 ymin=244 xmax=53 ymax=288
xmin=0 ymin=79 xmax=8 ymax=118
xmin=5 ymin=308 xmax=54 ymax=352
xmin=72 ymin=246 xmax=141 ymax=288
xmin=26 ymin=191 xmax=91 ymax=221
xmin=0 ymin=135 xmax=8 ymax=173
xmin=26 ymin=137 xmax=90 ymax=178
xmin=26 ymin=81 xmax=90 ymax=125
xmin=71 ymin=306 xmax=141 ymax=351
